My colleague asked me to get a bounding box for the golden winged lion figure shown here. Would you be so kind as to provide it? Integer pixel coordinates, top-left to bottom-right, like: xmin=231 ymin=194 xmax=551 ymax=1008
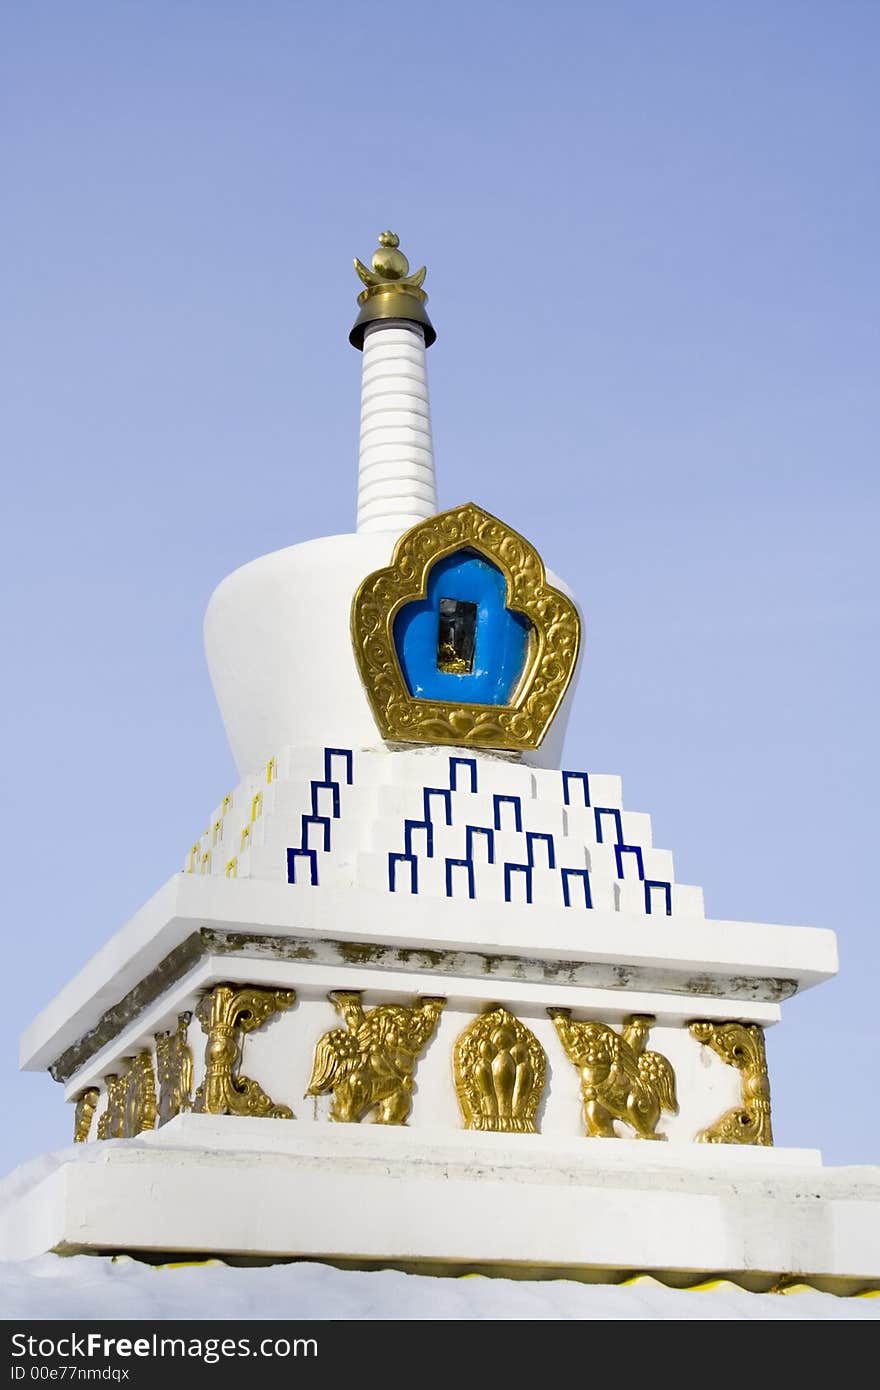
xmin=306 ymin=992 xmax=445 ymax=1124
xmin=549 ymin=1010 xmax=678 ymax=1140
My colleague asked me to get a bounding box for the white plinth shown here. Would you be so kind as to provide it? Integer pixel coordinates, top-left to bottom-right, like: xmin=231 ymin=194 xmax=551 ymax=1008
xmin=3 ymin=1117 xmax=879 ymax=1292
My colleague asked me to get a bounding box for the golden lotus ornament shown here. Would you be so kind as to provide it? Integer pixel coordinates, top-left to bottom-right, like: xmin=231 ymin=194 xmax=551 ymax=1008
xmin=454 ymin=1006 xmax=547 ymax=1133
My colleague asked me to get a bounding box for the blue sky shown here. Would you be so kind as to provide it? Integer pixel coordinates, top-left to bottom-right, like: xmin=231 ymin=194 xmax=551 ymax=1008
xmin=2 ymin=2 xmax=878 ymax=1172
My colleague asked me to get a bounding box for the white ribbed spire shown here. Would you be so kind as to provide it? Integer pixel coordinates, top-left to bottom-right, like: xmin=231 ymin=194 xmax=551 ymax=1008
xmin=356 ymin=320 xmax=437 ymax=534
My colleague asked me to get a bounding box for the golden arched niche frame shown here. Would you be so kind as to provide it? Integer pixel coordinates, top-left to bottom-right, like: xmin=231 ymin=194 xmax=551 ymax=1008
xmin=351 ymin=503 xmax=581 ymax=751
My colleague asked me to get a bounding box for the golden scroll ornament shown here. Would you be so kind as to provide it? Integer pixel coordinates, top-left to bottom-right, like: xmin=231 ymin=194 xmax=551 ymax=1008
xmin=690 ymin=1021 xmax=773 ymax=1146
xmin=549 ymin=1010 xmax=678 ymax=1139
xmin=73 ymin=1088 xmax=99 ymax=1143
xmin=306 ymin=992 xmax=445 ymax=1123
xmin=351 ymin=503 xmax=581 ymax=752
xmin=454 ymin=1006 xmax=546 ymax=1133
xmin=193 ymin=984 xmax=295 ymax=1119
xmin=156 ymin=1011 xmax=194 ymax=1126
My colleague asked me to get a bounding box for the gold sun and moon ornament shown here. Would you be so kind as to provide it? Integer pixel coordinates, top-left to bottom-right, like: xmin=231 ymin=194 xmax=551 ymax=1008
xmin=349 ymin=232 xmax=581 ymax=753
xmin=349 ymin=229 xmax=435 ymax=348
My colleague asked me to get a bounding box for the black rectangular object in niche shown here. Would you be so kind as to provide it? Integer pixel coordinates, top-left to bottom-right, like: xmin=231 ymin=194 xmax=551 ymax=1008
xmin=437 ymin=598 xmax=477 ymax=673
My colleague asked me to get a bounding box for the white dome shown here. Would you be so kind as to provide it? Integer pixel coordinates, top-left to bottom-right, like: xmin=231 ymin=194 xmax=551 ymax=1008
xmin=204 ymin=529 xmax=582 ymax=778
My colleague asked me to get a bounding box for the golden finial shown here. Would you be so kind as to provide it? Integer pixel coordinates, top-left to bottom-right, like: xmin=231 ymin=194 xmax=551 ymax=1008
xmin=349 ymin=229 xmax=435 ymax=350
xmin=354 ymin=230 xmax=425 ymax=289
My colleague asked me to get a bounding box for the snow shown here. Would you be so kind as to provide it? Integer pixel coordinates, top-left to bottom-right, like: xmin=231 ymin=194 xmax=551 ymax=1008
xmin=1 ymin=1255 xmax=877 ymax=1321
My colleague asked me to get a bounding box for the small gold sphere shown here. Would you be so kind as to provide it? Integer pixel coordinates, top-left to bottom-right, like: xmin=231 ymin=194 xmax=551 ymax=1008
xmin=371 ymin=242 xmax=410 ymax=280
xmin=378 ymin=230 xmax=399 ymax=247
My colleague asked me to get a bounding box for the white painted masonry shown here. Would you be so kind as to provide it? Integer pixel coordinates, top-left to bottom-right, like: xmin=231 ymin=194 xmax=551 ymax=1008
xmin=180 ymin=743 xmax=705 ymax=916
xmin=357 ymin=321 xmax=437 ymax=533
xmin=6 ymin=1121 xmax=880 ymax=1286
xmin=204 ymin=550 xmax=579 ymax=777
xmin=20 ymin=876 xmax=835 ymax=1085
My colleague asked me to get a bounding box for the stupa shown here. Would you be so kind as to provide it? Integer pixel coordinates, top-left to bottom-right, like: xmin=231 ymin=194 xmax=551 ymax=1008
xmin=4 ymin=232 xmax=879 ymax=1291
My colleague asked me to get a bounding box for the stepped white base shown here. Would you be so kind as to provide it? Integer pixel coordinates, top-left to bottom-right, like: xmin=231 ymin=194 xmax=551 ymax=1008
xmin=3 ymin=1117 xmax=879 ymax=1289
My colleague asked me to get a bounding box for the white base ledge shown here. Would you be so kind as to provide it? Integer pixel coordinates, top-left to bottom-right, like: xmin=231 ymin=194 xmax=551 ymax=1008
xmin=21 ymin=874 xmax=838 ymax=1075
xmin=2 ymin=1118 xmax=878 ymax=1288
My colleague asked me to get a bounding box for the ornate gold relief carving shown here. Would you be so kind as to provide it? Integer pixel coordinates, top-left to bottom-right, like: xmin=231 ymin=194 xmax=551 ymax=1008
xmin=550 ymin=1010 xmax=678 ymax=1140
xmin=97 ymin=1072 xmax=127 ymax=1139
xmin=690 ymin=1021 xmax=773 ymax=1146
xmin=193 ymin=984 xmax=295 ymax=1119
xmin=156 ymin=1012 xmax=193 ymax=1126
xmin=73 ymin=1088 xmax=99 ymax=1143
xmin=351 ymin=503 xmax=581 ymax=751
xmin=95 ymin=1055 xmax=157 ymax=1139
xmin=122 ymin=1050 xmax=157 ymax=1137
xmin=307 ymin=992 xmax=445 ymax=1124
xmin=454 ymin=1006 xmax=546 ymax=1132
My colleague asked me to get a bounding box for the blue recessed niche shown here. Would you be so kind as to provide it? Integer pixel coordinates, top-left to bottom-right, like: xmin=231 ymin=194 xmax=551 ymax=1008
xmin=392 ymin=548 xmax=532 ymax=705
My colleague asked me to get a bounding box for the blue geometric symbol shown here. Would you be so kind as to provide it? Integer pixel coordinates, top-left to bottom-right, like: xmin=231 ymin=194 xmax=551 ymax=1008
xmin=393 ymin=548 xmax=531 ymax=705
